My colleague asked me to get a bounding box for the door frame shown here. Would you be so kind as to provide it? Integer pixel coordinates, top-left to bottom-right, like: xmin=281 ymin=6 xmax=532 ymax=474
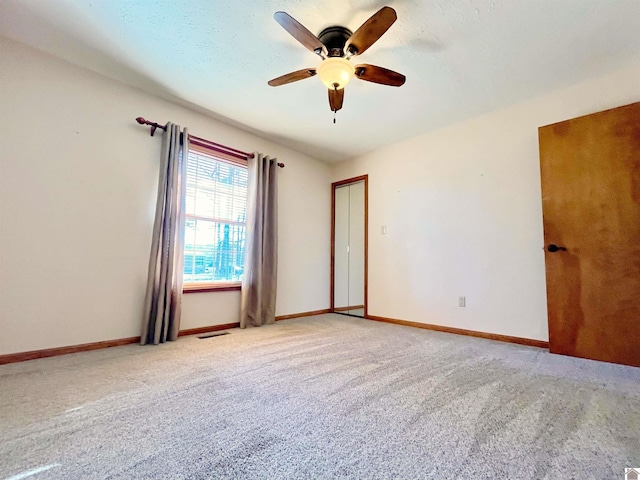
xmin=331 ymin=175 xmax=368 ymax=317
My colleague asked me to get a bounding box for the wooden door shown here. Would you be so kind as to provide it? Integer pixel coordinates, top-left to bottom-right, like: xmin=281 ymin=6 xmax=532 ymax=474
xmin=539 ymin=102 xmax=640 ymax=367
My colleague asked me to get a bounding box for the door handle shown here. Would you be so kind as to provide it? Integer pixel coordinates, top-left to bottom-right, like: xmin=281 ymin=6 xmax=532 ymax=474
xmin=547 ymin=244 xmax=567 ymax=252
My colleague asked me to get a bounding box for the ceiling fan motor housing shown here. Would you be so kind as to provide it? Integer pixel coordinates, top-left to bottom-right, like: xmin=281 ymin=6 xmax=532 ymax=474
xmin=318 ymin=26 xmax=353 ymax=57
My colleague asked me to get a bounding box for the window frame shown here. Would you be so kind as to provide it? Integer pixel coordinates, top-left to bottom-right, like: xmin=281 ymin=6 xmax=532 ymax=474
xmin=182 ymin=143 xmax=248 ymax=293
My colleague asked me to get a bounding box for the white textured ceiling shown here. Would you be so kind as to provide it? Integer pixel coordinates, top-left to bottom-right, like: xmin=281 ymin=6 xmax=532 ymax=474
xmin=1 ymin=0 xmax=639 ymax=162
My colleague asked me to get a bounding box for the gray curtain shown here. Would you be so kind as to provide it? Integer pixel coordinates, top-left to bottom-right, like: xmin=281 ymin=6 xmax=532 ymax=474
xmin=240 ymin=153 xmax=279 ymax=328
xmin=141 ymin=123 xmax=189 ymax=344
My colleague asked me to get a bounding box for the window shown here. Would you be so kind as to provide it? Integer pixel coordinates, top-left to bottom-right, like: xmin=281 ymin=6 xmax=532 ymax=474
xmin=183 ymin=146 xmax=248 ymax=290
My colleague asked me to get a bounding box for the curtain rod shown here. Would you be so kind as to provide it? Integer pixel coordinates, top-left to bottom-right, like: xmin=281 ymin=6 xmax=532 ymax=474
xmin=135 ymin=117 xmax=284 ymax=168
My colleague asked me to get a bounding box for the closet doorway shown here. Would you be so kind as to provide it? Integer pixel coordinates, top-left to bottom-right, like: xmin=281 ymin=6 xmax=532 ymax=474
xmin=331 ymin=175 xmax=368 ymax=317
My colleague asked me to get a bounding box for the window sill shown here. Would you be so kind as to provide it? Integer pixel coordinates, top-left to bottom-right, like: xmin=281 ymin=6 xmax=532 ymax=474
xmin=183 ymin=283 xmax=241 ymax=294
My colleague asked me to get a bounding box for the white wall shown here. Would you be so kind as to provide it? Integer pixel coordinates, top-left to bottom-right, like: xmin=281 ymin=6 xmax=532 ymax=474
xmin=332 ymin=63 xmax=640 ymax=341
xmin=0 ymin=37 xmax=331 ymax=355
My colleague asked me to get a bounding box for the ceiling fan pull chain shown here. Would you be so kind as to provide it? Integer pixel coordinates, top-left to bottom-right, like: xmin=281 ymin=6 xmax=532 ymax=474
xmin=333 ymin=110 xmax=336 ymax=124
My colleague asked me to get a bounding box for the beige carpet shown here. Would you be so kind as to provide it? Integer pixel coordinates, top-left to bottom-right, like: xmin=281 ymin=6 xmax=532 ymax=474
xmin=1 ymin=314 xmax=639 ymax=479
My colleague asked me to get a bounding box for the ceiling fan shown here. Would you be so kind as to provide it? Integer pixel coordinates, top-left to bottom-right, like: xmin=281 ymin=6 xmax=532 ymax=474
xmin=268 ymin=6 xmax=406 ymax=121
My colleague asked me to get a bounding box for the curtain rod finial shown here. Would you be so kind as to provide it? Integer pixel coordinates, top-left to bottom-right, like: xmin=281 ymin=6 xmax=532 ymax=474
xmin=136 ymin=117 xmax=163 ymax=136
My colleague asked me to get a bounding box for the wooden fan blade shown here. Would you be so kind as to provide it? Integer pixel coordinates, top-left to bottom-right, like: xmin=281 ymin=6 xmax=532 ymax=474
xmin=354 ymin=64 xmax=405 ymax=86
xmin=274 ymin=11 xmax=327 ymax=57
xmin=268 ymin=68 xmax=317 ymax=87
xmin=328 ymin=88 xmax=344 ymax=112
xmin=345 ymin=6 xmax=397 ymax=56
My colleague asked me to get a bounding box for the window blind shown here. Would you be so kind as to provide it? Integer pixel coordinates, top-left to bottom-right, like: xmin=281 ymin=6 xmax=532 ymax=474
xmin=183 ymin=150 xmax=248 ymax=284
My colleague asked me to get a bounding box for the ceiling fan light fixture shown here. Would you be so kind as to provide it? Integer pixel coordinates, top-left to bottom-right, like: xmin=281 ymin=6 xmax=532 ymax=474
xmin=317 ymin=57 xmax=355 ymax=90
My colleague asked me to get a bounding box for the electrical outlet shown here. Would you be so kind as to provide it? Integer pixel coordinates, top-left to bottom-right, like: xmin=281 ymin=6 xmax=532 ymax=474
xmin=458 ymin=296 xmax=466 ymax=307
